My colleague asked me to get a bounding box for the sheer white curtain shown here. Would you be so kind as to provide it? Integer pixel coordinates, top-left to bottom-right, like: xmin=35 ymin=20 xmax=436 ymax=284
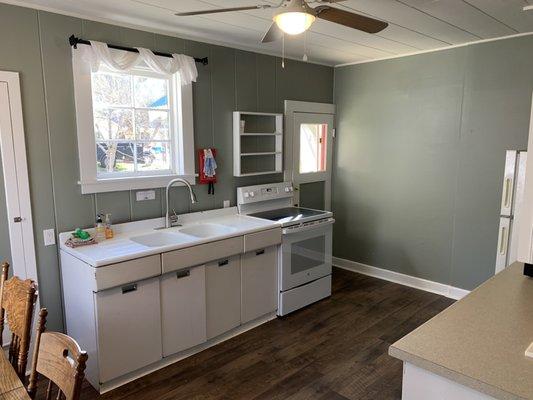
xmin=78 ymin=40 xmax=198 ymax=85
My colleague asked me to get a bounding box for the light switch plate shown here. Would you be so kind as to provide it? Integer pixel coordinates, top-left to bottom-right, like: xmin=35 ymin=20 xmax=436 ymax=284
xmin=136 ymin=190 xmax=156 ymax=201
xmin=223 ymin=200 xmax=230 ymax=208
xmin=43 ymin=229 xmax=56 ymax=246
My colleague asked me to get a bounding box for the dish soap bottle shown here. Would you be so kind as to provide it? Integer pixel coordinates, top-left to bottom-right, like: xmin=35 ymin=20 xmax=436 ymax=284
xmin=105 ymin=213 xmax=114 ymax=239
xmin=95 ymin=214 xmax=106 ymax=242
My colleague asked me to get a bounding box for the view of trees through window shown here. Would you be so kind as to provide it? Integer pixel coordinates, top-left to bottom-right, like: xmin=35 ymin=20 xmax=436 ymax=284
xmin=91 ymin=70 xmax=173 ymax=176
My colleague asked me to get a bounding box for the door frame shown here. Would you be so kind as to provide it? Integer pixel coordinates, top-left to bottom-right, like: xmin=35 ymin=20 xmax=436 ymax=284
xmin=0 ymin=71 xmax=38 ymax=283
xmin=284 ymin=100 xmax=336 ymax=210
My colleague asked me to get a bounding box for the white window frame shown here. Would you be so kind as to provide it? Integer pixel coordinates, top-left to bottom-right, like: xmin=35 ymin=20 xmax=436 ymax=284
xmin=72 ymin=46 xmax=195 ymax=194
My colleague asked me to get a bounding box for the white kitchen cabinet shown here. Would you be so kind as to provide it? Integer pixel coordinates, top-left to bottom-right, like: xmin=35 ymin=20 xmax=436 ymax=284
xmin=241 ymin=246 xmax=278 ymax=323
xmin=206 ymin=255 xmax=241 ymax=339
xmin=161 ymin=266 xmax=207 ymax=357
xmin=95 ymin=276 xmax=162 ymax=382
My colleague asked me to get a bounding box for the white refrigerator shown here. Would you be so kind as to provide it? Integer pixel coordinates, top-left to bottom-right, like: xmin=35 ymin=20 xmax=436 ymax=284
xmin=495 ymin=150 xmax=527 ymax=274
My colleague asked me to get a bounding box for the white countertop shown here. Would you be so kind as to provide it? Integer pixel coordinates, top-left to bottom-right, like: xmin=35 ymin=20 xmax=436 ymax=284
xmin=59 ymin=207 xmax=279 ymax=267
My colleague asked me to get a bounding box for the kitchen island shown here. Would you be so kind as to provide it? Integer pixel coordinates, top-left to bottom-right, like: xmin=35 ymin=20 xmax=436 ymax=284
xmin=390 ymin=262 xmax=533 ymax=400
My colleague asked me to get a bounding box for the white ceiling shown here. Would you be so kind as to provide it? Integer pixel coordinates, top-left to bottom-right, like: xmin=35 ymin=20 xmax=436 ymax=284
xmin=6 ymin=0 xmax=533 ymax=66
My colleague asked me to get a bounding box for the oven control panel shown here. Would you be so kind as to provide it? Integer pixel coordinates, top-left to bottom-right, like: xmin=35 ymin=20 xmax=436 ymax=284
xmin=237 ymin=182 xmax=294 ymax=205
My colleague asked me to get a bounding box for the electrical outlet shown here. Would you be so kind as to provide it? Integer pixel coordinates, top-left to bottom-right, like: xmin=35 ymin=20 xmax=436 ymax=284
xmin=43 ymin=229 xmax=56 ymax=246
xmin=136 ymin=190 xmax=156 ymax=201
xmin=223 ymin=200 xmax=230 ymax=208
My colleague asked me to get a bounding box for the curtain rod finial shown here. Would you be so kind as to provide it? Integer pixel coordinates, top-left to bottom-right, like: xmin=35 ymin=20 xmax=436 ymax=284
xmin=69 ymin=35 xmax=78 ymax=49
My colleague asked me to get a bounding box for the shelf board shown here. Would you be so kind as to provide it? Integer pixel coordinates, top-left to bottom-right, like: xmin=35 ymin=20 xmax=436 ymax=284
xmin=240 ymin=132 xmax=282 ymax=136
xmin=236 ymin=171 xmax=281 ymax=177
xmin=240 ymin=152 xmax=281 ymax=156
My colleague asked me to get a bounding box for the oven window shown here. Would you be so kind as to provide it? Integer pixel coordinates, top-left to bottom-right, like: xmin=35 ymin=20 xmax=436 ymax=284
xmin=291 ymin=236 xmax=325 ymax=274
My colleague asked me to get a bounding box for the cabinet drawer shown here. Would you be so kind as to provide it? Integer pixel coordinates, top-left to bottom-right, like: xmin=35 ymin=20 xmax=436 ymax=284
xmin=244 ymin=228 xmax=281 ymax=253
xmin=206 ymin=255 xmax=241 ymax=340
xmin=94 ymin=255 xmax=161 ymax=292
xmin=161 ymin=266 xmax=207 ymax=357
xmin=241 ymin=246 xmax=278 ymax=323
xmin=95 ymin=276 xmax=162 ymax=383
xmin=162 ymin=236 xmax=243 ymax=273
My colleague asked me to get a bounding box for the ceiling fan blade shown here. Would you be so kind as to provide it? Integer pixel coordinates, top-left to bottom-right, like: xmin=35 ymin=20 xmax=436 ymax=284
xmin=261 ymin=22 xmax=283 ymax=43
xmin=315 ymin=6 xmax=388 ymax=33
xmin=176 ymin=5 xmax=271 ymax=17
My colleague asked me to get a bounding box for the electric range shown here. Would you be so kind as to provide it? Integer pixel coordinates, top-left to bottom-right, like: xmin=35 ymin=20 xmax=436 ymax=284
xmin=237 ymin=182 xmax=334 ymax=316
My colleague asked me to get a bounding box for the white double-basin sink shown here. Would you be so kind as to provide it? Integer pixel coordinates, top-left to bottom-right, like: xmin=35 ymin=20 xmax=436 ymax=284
xmin=130 ymin=223 xmax=238 ymax=248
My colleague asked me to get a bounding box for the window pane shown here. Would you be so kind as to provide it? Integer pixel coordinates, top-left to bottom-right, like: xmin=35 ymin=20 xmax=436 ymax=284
xmin=135 ymin=110 xmax=169 ymax=140
xmin=92 ymin=72 xmax=132 ymax=107
xmin=137 ymin=142 xmax=171 ymax=172
xmin=299 ymin=123 xmax=327 ymax=174
xmin=96 ymin=142 xmax=135 ymax=174
xmin=134 ymin=76 xmax=168 ymax=109
xmin=94 ymin=108 xmax=134 ymax=140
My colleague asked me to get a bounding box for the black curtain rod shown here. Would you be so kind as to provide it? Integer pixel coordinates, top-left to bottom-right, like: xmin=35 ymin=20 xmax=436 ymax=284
xmin=68 ymin=35 xmax=208 ymax=65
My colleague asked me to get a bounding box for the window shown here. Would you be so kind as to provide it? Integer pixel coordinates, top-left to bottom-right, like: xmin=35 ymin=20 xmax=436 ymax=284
xmin=72 ymin=48 xmax=195 ymax=194
xmin=299 ymin=123 xmax=327 ymax=174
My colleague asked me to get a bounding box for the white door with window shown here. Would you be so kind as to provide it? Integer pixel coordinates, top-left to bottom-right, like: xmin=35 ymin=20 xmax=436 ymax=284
xmin=285 ymin=101 xmax=335 ymax=211
xmin=0 ymin=72 xmax=39 ymax=345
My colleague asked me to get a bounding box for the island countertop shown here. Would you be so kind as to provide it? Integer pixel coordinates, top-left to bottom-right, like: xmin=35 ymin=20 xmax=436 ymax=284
xmin=389 ymin=262 xmax=533 ymax=400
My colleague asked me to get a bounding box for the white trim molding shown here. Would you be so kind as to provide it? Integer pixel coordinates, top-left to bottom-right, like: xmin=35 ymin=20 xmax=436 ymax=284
xmin=333 ymin=257 xmax=470 ymax=300
xmin=335 ymin=32 xmax=533 ymax=68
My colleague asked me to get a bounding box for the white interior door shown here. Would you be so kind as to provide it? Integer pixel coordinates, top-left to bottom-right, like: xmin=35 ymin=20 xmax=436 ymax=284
xmin=0 ymin=72 xmax=39 ymax=346
xmin=285 ymin=101 xmax=335 ymax=211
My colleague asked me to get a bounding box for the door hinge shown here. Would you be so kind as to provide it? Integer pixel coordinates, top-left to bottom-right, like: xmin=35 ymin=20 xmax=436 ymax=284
xmin=13 ymin=217 xmax=22 ymax=223
xmin=332 ymin=128 xmax=336 ymax=138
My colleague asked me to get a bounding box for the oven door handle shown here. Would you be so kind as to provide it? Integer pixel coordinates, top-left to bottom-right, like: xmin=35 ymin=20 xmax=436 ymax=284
xmin=282 ymin=218 xmax=335 ymax=235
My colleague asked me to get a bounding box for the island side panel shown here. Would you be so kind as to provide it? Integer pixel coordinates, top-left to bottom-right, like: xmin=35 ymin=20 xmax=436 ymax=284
xmin=403 ymin=363 xmax=497 ymax=400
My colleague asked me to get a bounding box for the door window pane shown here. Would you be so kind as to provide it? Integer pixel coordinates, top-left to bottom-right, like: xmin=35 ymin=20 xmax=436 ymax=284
xmin=299 ymin=123 xmax=327 ymax=173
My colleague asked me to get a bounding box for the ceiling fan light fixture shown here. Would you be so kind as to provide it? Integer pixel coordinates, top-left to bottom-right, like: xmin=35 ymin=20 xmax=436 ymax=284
xmin=273 ymin=0 xmax=316 ymax=35
xmin=274 ymin=11 xmax=315 ymax=35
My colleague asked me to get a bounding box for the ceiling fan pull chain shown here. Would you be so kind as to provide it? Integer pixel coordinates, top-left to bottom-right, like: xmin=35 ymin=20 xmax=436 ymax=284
xmin=282 ymin=33 xmax=285 ymax=69
xmin=303 ymin=31 xmax=308 ymax=62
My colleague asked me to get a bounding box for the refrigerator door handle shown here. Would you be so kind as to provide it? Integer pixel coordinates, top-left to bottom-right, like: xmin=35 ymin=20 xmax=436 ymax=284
xmin=499 ymin=226 xmax=508 ymax=255
xmin=503 ymin=178 xmax=512 ymax=208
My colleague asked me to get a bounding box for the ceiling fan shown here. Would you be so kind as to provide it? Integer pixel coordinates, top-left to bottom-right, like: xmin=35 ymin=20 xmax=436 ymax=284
xmin=175 ymin=0 xmax=388 ymax=43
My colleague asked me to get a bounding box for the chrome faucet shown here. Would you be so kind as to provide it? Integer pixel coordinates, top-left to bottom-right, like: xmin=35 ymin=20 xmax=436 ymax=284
xmin=165 ymin=178 xmax=198 ymax=228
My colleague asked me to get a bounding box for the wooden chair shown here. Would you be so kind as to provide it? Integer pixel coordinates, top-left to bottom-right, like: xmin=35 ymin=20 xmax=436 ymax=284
xmin=0 ymin=261 xmax=38 ymax=381
xmin=27 ymin=309 xmax=88 ymax=400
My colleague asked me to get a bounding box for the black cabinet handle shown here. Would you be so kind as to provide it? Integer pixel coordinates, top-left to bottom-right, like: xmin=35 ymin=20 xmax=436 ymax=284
xmin=121 ymin=284 xmax=137 ymax=294
xmin=255 ymin=249 xmax=265 ymax=256
xmin=177 ymin=270 xmax=191 ymax=279
xmin=218 ymin=259 xmax=229 ymax=267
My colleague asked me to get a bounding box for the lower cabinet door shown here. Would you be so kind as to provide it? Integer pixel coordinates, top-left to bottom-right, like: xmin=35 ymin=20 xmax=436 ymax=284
xmin=241 ymin=246 xmax=278 ymax=323
xmin=95 ymin=277 xmax=162 ymax=383
xmin=206 ymin=255 xmax=241 ymax=340
xmin=161 ymin=266 xmax=207 ymax=357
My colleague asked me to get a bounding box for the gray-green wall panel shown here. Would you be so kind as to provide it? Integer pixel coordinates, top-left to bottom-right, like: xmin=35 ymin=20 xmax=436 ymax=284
xmin=0 ymin=2 xmax=333 ymax=331
xmin=334 ymin=36 xmax=533 ymax=290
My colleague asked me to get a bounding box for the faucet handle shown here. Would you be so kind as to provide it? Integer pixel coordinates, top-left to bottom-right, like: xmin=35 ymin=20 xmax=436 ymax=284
xmin=169 ymin=209 xmax=180 ymax=226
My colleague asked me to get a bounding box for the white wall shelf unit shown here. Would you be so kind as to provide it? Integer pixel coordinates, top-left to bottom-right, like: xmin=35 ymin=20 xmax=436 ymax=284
xmin=233 ymin=111 xmax=283 ymax=177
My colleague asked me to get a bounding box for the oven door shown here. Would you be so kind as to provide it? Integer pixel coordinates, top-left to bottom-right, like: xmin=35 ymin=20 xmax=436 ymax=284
xmin=280 ymin=219 xmax=333 ymax=291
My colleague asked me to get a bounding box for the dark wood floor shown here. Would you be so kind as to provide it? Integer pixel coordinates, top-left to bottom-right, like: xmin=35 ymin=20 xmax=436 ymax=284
xmin=39 ymin=268 xmax=454 ymax=400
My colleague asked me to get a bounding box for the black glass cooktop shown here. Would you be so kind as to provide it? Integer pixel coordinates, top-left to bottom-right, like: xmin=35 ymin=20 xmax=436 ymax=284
xmin=249 ymin=207 xmax=327 ymax=224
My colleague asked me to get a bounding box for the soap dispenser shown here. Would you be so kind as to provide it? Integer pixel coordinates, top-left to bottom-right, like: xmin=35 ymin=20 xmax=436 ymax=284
xmin=95 ymin=214 xmax=106 ymax=242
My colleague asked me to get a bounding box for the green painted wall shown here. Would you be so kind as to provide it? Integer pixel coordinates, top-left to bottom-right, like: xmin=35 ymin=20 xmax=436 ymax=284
xmin=0 ymin=3 xmax=333 ymax=331
xmin=333 ymin=35 xmax=533 ymax=290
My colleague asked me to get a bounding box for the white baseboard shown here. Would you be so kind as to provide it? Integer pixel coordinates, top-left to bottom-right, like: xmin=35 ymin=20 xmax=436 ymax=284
xmin=333 ymin=257 xmax=470 ymax=300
